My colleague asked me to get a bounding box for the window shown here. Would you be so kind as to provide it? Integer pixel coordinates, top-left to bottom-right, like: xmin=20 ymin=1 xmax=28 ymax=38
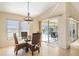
xmin=7 ymin=20 xmax=29 ymax=39
xmin=69 ymin=18 xmax=78 ymax=42
xmin=20 ymin=21 xmax=29 ymax=32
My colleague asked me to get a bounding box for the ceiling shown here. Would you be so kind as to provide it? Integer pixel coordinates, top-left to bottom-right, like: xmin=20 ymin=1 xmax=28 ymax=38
xmin=0 ymin=2 xmax=56 ymax=17
xmin=0 ymin=2 xmax=79 ymax=17
xmin=71 ymin=2 xmax=79 ymax=13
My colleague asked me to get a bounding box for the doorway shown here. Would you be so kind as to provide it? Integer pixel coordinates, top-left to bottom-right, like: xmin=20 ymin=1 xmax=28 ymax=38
xmin=41 ymin=18 xmax=58 ymax=45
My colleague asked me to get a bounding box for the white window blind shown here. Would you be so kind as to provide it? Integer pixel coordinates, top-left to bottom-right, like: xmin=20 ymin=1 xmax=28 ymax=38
xmin=7 ymin=20 xmax=29 ymax=39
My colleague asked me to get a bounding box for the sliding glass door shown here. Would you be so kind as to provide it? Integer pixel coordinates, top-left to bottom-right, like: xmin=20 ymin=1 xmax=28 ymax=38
xmin=41 ymin=19 xmax=48 ymax=42
xmin=41 ymin=18 xmax=58 ymax=44
xmin=48 ymin=19 xmax=58 ymax=43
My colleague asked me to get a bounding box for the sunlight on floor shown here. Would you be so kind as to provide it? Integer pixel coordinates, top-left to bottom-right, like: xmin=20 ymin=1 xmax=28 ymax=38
xmin=0 ymin=42 xmax=79 ymax=56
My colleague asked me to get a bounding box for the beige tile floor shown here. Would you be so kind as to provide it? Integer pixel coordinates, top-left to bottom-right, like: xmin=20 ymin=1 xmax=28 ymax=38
xmin=0 ymin=42 xmax=79 ymax=56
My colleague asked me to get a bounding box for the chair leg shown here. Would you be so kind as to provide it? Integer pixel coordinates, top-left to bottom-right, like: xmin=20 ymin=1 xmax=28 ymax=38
xmin=15 ymin=51 xmax=18 ymax=55
xmin=16 ymin=52 xmax=17 ymax=55
xmin=14 ymin=48 xmax=18 ymax=55
xmin=38 ymin=49 xmax=40 ymax=53
xmin=14 ymin=49 xmax=18 ymax=55
xmin=32 ymin=51 xmax=34 ymax=56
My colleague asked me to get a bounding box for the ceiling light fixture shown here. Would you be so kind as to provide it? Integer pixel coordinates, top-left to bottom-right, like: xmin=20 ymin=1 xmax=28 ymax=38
xmin=24 ymin=2 xmax=33 ymax=22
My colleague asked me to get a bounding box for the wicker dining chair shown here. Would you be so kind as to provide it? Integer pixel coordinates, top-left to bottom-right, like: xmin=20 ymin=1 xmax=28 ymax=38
xmin=13 ymin=33 xmax=27 ymax=55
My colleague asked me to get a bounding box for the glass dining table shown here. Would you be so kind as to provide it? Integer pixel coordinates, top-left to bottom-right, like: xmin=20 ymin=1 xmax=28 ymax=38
xmin=24 ymin=35 xmax=31 ymax=42
xmin=22 ymin=35 xmax=31 ymax=52
xmin=17 ymin=35 xmax=31 ymax=52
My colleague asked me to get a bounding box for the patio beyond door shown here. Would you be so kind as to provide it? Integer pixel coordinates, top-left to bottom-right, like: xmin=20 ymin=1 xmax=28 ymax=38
xmin=41 ymin=18 xmax=58 ymax=44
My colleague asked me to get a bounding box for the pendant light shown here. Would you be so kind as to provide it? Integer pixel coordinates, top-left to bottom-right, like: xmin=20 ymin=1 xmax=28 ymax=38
xmin=24 ymin=2 xmax=33 ymax=22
